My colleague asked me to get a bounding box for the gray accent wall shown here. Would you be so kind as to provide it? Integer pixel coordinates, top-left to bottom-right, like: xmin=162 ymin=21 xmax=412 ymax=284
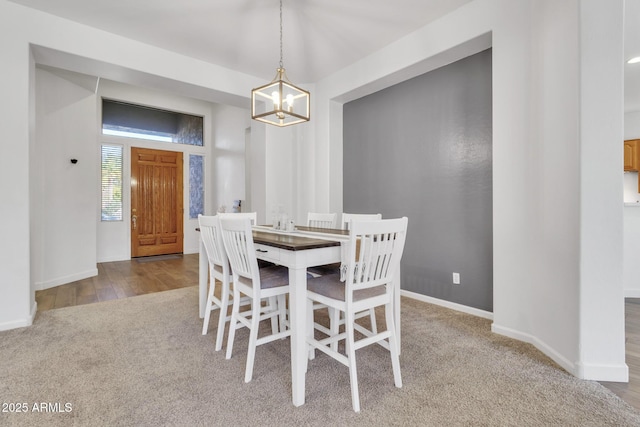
xmin=343 ymin=49 xmax=493 ymax=311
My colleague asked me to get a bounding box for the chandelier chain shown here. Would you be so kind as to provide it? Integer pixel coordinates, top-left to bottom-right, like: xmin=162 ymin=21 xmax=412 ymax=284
xmin=279 ymin=0 xmax=283 ymax=68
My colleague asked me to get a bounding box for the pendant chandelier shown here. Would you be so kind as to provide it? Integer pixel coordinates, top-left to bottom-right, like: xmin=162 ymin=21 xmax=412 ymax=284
xmin=251 ymin=0 xmax=310 ymax=127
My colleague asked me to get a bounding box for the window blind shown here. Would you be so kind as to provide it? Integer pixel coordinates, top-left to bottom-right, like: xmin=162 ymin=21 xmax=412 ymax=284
xmin=101 ymin=145 xmax=123 ymax=221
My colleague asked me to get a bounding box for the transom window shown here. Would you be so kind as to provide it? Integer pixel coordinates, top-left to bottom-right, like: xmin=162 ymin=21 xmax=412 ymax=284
xmin=102 ymin=99 xmax=204 ymax=146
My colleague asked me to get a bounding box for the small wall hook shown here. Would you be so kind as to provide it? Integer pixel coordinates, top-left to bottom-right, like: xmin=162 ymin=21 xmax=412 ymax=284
xmin=70 ymin=158 xmax=78 ymax=164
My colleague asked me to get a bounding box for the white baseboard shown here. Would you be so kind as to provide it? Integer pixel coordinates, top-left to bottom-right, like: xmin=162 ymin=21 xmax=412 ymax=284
xmin=491 ymin=323 xmax=629 ymax=382
xmin=491 ymin=323 xmax=576 ymax=375
xmin=98 ymin=251 xmax=198 ymax=263
xmin=0 ymin=301 xmax=38 ymax=332
xmin=31 ymin=300 xmax=37 ymax=322
xmin=402 ymin=290 xmax=629 ymax=383
xmin=0 ymin=320 xmax=30 ymax=331
xmin=575 ymin=361 xmax=629 ymax=382
xmin=35 ymin=268 xmax=98 ymax=291
xmin=0 ymin=315 xmax=33 ymax=332
xmin=400 ymin=289 xmax=494 ymax=320
xmin=97 ymin=255 xmax=129 ymax=263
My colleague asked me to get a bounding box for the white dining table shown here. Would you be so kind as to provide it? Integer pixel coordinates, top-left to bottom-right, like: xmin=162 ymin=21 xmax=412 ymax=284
xmin=197 ymin=225 xmax=401 ymax=407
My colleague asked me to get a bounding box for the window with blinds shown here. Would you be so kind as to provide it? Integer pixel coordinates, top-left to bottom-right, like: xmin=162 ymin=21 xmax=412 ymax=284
xmin=101 ymin=144 xmax=123 ymax=221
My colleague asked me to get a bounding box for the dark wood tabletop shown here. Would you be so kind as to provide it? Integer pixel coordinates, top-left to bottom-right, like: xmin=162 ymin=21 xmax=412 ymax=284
xmin=293 ymin=225 xmax=349 ymax=236
xmin=252 ymin=228 xmax=343 ymax=251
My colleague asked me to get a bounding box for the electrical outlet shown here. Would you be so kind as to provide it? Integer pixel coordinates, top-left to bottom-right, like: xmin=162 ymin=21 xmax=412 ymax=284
xmin=452 ymin=272 xmax=460 ymax=285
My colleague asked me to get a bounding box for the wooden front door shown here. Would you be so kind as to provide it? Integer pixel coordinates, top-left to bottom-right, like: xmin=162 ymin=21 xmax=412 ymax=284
xmin=131 ymin=147 xmax=183 ymax=257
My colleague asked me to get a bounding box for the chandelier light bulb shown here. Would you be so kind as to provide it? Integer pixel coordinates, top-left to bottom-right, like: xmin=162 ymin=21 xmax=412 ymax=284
xmin=272 ymin=91 xmax=280 ymax=108
xmin=286 ymin=94 xmax=294 ymax=111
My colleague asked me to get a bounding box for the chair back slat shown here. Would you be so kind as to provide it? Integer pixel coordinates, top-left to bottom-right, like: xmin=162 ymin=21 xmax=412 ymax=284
xmin=341 ymin=213 xmax=382 ymax=230
xmin=219 ymin=212 xmax=258 ymax=225
xmin=346 ymin=218 xmax=408 ymax=295
xmin=198 ymin=214 xmax=227 ymax=270
xmin=219 ymin=217 xmax=261 ymax=294
xmin=307 ymin=212 xmax=337 ymax=228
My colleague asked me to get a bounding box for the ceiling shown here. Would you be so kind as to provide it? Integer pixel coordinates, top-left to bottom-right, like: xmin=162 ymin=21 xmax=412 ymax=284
xmin=8 ymin=0 xmax=472 ymax=83
xmin=7 ymin=0 xmax=640 ymax=112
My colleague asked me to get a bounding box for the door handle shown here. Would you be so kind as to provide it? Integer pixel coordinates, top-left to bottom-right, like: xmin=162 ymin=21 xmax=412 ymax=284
xmin=132 ymin=214 xmax=137 ymax=230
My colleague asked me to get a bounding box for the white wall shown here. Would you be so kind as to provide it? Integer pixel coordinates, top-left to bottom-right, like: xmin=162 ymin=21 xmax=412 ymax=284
xmin=624 ymin=111 xmax=640 ymax=296
xmin=623 ymin=172 xmax=639 ymax=203
xmin=625 ymin=111 xmax=640 ymax=139
xmin=524 ymin=0 xmax=581 ymax=369
xmin=32 ymin=67 xmax=99 ymax=290
xmin=312 ymin=0 xmax=626 ymax=381
xmin=265 ymin=125 xmax=295 ymax=224
xmin=248 ymin=122 xmax=267 ymax=225
xmin=27 ymin=45 xmax=38 ymax=313
xmin=624 ymin=207 xmax=640 ymax=296
xmin=578 ymin=0 xmax=625 ymax=379
xmin=211 ymin=104 xmax=251 ymax=215
xmin=2 ymin=2 xmax=40 ymax=329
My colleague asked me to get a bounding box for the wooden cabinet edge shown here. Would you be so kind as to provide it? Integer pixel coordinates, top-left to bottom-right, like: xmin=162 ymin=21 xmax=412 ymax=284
xmin=625 ymin=139 xmax=640 ymax=172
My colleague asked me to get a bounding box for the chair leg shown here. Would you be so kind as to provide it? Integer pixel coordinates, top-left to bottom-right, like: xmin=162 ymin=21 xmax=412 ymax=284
xmin=269 ymin=296 xmax=279 ymax=334
xmin=345 ymin=310 xmax=361 ymax=413
xmin=368 ymin=309 xmax=378 ymax=335
xmin=329 ymin=307 xmax=340 ymax=351
xmin=385 ymin=302 xmax=402 ymax=388
xmin=307 ymin=299 xmax=315 ymax=362
xmin=201 ymin=280 xmax=215 ymax=335
xmin=215 ymin=278 xmax=230 ymax=351
xmin=244 ymin=299 xmax=262 ymax=383
xmin=225 ymin=287 xmax=241 ymax=360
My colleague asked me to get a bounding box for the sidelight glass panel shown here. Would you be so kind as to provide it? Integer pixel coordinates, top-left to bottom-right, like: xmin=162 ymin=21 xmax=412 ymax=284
xmin=189 ymin=154 xmax=204 ymax=219
xmin=101 ymin=144 xmax=123 ymax=221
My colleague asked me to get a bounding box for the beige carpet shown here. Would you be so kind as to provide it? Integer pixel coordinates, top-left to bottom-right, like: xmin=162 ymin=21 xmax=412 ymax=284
xmin=1 ymin=286 xmax=639 ymax=426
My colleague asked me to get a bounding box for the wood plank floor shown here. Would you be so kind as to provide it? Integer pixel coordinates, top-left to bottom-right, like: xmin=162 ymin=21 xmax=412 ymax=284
xmin=35 ymin=254 xmax=199 ymax=311
xmin=600 ymin=298 xmax=640 ymax=410
xmin=35 ymin=256 xmax=640 ymax=410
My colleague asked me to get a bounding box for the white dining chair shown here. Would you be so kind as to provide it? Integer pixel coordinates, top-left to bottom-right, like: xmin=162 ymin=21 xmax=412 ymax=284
xmin=198 ymin=214 xmax=250 ymax=351
xmin=307 ymin=212 xmax=338 ymax=229
xmin=219 ymin=210 xmax=283 ymax=333
xmin=341 ymin=213 xmax=382 ymax=230
xmin=219 ymin=216 xmax=291 ymax=383
xmin=200 ymin=212 xmax=280 ymax=349
xmin=219 ymin=211 xmax=257 ymax=225
xmin=313 ymin=213 xmax=383 ymax=345
xmin=306 ymin=217 xmax=408 ymax=412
